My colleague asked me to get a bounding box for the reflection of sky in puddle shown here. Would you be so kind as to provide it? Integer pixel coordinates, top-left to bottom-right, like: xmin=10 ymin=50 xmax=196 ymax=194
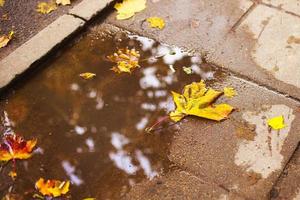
xmin=0 ymin=31 xmax=217 ymax=199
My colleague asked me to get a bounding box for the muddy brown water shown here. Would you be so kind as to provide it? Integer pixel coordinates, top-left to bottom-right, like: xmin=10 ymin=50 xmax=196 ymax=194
xmin=0 ymin=29 xmax=219 ymax=199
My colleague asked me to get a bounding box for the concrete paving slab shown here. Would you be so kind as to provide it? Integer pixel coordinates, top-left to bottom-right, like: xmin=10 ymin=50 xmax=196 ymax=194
xmin=271 ymin=145 xmax=300 ymax=200
xmin=168 ymin=76 xmax=300 ymax=199
xmin=0 ymin=14 xmax=84 ymax=89
xmin=69 ymin=0 xmax=114 ymax=21
xmin=105 ymin=1 xmax=300 ymax=100
xmin=124 ymin=170 xmax=243 ymax=200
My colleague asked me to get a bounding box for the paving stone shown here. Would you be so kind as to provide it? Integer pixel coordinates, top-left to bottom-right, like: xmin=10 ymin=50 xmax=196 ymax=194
xmin=0 ymin=15 xmax=84 ymax=89
xmin=271 ymin=145 xmax=300 ymax=200
xmin=124 ymin=170 xmax=243 ymax=200
xmin=168 ymin=76 xmax=300 ymax=199
xmin=69 ymin=0 xmax=113 ymax=21
xmin=262 ymin=0 xmax=300 ymax=15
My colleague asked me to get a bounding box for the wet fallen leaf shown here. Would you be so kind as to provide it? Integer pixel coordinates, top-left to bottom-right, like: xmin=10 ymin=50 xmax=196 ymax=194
xmin=0 ymin=134 xmax=37 ymax=162
xmin=267 ymin=115 xmax=286 ymax=130
xmin=107 ymin=48 xmax=140 ymax=74
xmin=183 ymin=66 xmax=193 ymax=74
xmin=37 ymin=1 xmax=57 ymax=14
xmin=0 ymin=0 xmax=5 ymax=7
xmin=35 ymin=178 xmax=70 ymax=197
xmin=0 ymin=31 xmax=14 ymax=49
xmin=56 ymin=0 xmax=71 ymax=5
xmin=147 ymin=17 xmax=165 ymax=29
xmin=114 ymin=0 xmax=146 ymax=20
xmin=224 ymin=87 xmax=237 ymax=98
xmin=170 ymin=81 xmax=234 ymax=122
xmin=8 ymin=170 xmax=17 ymax=179
xmin=79 ymin=72 xmax=96 ymax=80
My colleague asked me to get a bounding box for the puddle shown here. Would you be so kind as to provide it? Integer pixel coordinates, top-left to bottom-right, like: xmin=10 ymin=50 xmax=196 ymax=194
xmin=0 ymin=28 xmax=219 ymax=199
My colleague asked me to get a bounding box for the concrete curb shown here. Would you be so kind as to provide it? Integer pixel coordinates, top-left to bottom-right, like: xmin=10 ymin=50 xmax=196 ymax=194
xmin=0 ymin=0 xmax=114 ymax=90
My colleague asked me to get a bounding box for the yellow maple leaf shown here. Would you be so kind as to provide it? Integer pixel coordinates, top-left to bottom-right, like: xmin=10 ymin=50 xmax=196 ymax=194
xmin=0 ymin=134 xmax=37 ymax=162
xmin=0 ymin=31 xmax=14 ymax=49
xmin=56 ymin=0 xmax=71 ymax=5
xmin=107 ymin=48 xmax=140 ymax=74
xmin=35 ymin=178 xmax=70 ymax=197
xmin=37 ymin=1 xmax=57 ymax=14
xmin=170 ymin=81 xmax=234 ymax=122
xmin=147 ymin=17 xmax=165 ymax=29
xmin=114 ymin=0 xmax=146 ymax=20
xmin=0 ymin=0 xmax=5 ymax=7
xmin=224 ymin=87 xmax=237 ymax=98
xmin=267 ymin=115 xmax=286 ymax=130
xmin=79 ymin=72 xmax=96 ymax=80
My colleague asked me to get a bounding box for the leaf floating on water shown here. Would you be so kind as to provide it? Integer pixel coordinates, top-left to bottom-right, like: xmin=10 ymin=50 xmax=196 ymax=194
xmin=79 ymin=72 xmax=96 ymax=80
xmin=183 ymin=66 xmax=193 ymax=74
xmin=0 ymin=134 xmax=37 ymax=162
xmin=35 ymin=178 xmax=70 ymax=197
xmin=267 ymin=115 xmax=286 ymax=130
xmin=0 ymin=31 xmax=14 ymax=49
xmin=0 ymin=0 xmax=5 ymax=7
xmin=56 ymin=0 xmax=71 ymax=5
xmin=107 ymin=48 xmax=140 ymax=74
xmin=170 ymin=81 xmax=234 ymax=122
xmin=114 ymin=0 xmax=146 ymax=20
xmin=37 ymin=1 xmax=57 ymax=14
xmin=224 ymin=87 xmax=237 ymax=98
xmin=147 ymin=17 xmax=165 ymax=29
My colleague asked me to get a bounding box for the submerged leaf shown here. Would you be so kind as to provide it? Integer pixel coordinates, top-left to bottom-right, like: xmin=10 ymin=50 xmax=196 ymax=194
xmin=0 ymin=31 xmax=14 ymax=49
xmin=0 ymin=134 xmax=37 ymax=162
xmin=224 ymin=87 xmax=237 ymax=98
xmin=107 ymin=48 xmax=140 ymax=74
xmin=37 ymin=1 xmax=57 ymax=14
xmin=35 ymin=178 xmax=70 ymax=197
xmin=56 ymin=0 xmax=71 ymax=5
xmin=170 ymin=81 xmax=234 ymax=122
xmin=147 ymin=17 xmax=165 ymax=29
xmin=267 ymin=115 xmax=286 ymax=130
xmin=114 ymin=0 xmax=146 ymax=20
xmin=79 ymin=72 xmax=96 ymax=80
xmin=0 ymin=0 xmax=5 ymax=7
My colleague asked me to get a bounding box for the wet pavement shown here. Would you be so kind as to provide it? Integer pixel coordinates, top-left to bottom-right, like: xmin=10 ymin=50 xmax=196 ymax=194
xmin=0 ymin=0 xmax=83 ymax=59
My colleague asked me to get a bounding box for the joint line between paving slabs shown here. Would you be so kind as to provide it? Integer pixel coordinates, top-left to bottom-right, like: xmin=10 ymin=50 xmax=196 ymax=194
xmin=67 ymin=13 xmax=88 ymax=22
xmin=230 ymin=2 xmax=258 ymax=32
xmin=260 ymin=2 xmax=300 ymax=18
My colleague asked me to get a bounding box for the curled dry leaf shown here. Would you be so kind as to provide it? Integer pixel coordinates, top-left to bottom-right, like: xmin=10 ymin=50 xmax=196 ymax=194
xmin=35 ymin=178 xmax=70 ymax=197
xmin=37 ymin=1 xmax=57 ymax=14
xmin=114 ymin=0 xmax=146 ymax=20
xmin=170 ymin=81 xmax=234 ymax=122
xmin=56 ymin=0 xmax=71 ymax=5
xmin=0 ymin=31 xmax=14 ymax=49
xmin=147 ymin=17 xmax=165 ymax=29
xmin=79 ymin=72 xmax=96 ymax=80
xmin=267 ymin=115 xmax=286 ymax=130
xmin=107 ymin=48 xmax=140 ymax=74
xmin=0 ymin=134 xmax=37 ymax=162
xmin=224 ymin=87 xmax=237 ymax=98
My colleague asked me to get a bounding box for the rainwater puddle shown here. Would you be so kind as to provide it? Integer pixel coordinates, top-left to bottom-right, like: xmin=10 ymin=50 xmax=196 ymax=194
xmin=0 ymin=27 xmax=220 ymax=199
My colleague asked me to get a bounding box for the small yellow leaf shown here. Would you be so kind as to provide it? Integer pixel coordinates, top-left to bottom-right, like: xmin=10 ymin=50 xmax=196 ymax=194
xmin=183 ymin=66 xmax=193 ymax=74
xmin=35 ymin=178 xmax=70 ymax=197
xmin=37 ymin=1 xmax=57 ymax=14
xmin=82 ymin=198 xmax=95 ymax=200
xmin=267 ymin=115 xmax=286 ymax=130
xmin=224 ymin=87 xmax=237 ymax=98
xmin=170 ymin=81 xmax=234 ymax=122
xmin=0 ymin=31 xmax=14 ymax=48
xmin=56 ymin=0 xmax=71 ymax=5
xmin=147 ymin=17 xmax=165 ymax=29
xmin=0 ymin=0 xmax=5 ymax=7
xmin=114 ymin=0 xmax=146 ymax=20
xmin=8 ymin=171 xmax=17 ymax=179
xmin=79 ymin=72 xmax=96 ymax=80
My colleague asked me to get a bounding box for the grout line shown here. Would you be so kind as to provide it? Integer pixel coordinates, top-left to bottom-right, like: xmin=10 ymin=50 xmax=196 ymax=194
xmin=67 ymin=13 xmax=88 ymax=22
xmin=260 ymin=2 xmax=300 ymax=18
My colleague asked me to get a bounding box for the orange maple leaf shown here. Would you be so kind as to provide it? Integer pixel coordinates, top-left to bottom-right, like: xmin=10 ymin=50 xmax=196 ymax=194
xmin=0 ymin=134 xmax=37 ymax=162
xmin=35 ymin=178 xmax=70 ymax=197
